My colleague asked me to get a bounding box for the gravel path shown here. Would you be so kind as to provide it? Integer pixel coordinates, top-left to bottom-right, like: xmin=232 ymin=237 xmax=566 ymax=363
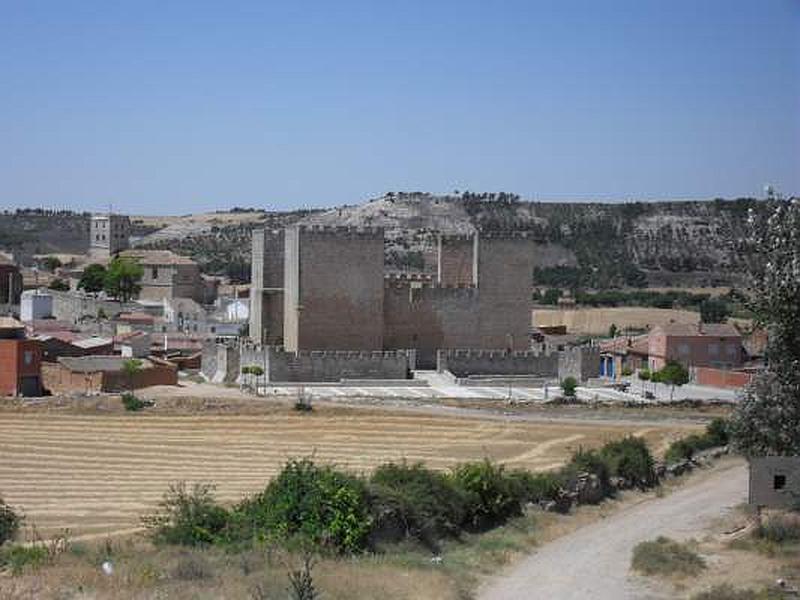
xmin=479 ymin=460 xmax=747 ymax=600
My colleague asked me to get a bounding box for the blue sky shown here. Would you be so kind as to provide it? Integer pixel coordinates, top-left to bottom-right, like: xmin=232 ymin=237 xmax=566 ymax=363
xmin=0 ymin=0 xmax=798 ymax=214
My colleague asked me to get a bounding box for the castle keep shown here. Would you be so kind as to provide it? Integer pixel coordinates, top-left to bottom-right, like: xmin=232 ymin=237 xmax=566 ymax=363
xmin=250 ymin=224 xmax=535 ymax=367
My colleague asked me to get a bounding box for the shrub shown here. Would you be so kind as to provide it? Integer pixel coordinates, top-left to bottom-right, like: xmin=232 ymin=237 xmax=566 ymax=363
xmin=561 ymin=377 xmax=578 ymax=398
xmin=631 ymin=536 xmax=705 ymax=577
xmin=600 ymin=437 xmax=657 ymax=489
xmin=509 ymin=470 xmax=562 ymax=504
xmin=450 ymin=459 xmax=526 ymax=531
xmin=755 ymin=514 xmax=800 ymax=544
xmin=664 ymin=438 xmax=696 ymax=464
xmin=121 ymin=393 xmax=153 ymax=412
xmin=172 ymin=552 xmax=214 ymax=580
xmin=232 ymin=459 xmax=371 ymax=554
xmin=0 ymin=545 xmax=49 ymax=575
xmin=0 ymin=497 xmax=22 ymax=546
xmin=369 ymin=461 xmax=467 ymax=545
xmin=143 ymin=482 xmax=230 ymax=546
xmin=705 ymin=418 xmax=730 ymax=447
xmin=561 ymin=448 xmax=612 ymax=499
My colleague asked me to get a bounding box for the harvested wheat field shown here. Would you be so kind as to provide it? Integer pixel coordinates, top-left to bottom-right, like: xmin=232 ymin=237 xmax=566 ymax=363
xmin=0 ymin=408 xmax=695 ymax=539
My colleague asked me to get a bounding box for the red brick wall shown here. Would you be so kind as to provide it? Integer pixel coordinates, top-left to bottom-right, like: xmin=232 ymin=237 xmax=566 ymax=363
xmin=0 ymin=340 xmax=20 ymax=395
xmin=694 ymin=367 xmax=752 ymax=389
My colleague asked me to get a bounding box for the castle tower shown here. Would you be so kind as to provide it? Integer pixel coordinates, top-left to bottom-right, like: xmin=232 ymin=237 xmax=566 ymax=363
xmin=89 ymin=213 xmax=130 ymax=260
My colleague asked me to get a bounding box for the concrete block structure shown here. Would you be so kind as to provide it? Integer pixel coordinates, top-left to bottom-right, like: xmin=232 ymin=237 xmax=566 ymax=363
xmin=749 ymin=457 xmax=800 ymax=509
xmin=89 ymin=213 xmax=130 ymax=259
xmin=20 ymin=289 xmax=53 ymax=321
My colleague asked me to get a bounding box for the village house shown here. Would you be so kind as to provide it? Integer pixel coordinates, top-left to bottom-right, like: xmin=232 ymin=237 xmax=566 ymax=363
xmin=119 ymin=249 xmax=215 ymax=305
xmin=42 ymin=355 xmax=177 ymax=395
xmin=648 ymin=322 xmax=743 ymax=371
xmin=0 ymin=317 xmax=42 ymax=397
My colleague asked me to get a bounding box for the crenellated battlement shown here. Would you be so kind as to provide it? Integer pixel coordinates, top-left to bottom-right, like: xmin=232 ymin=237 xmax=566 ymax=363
xmin=293 ymin=224 xmax=384 ymax=238
xmin=438 ymin=232 xmax=477 ymax=243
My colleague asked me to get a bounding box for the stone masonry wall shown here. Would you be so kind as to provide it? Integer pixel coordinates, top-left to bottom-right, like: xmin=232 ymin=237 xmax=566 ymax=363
xmin=437 ymin=234 xmax=476 ymax=286
xmin=476 ymin=234 xmax=535 ymax=351
xmin=284 ymin=226 xmax=384 ymax=351
xmin=437 ymin=349 xmax=559 ymax=378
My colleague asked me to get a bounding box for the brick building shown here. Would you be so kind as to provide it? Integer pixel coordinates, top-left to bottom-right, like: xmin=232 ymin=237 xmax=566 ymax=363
xmin=42 ymin=356 xmax=177 ymax=394
xmin=648 ymin=322 xmax=743 ymax=371
xmin=0 ymin=317 xmax=42 ymax=397
xmin=249 ymin=226 xmax=535 ymax=367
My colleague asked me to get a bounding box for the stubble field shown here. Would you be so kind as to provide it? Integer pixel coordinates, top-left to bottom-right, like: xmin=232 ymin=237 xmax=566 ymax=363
xmin=0 ymin=407 xmax=697 ymax=540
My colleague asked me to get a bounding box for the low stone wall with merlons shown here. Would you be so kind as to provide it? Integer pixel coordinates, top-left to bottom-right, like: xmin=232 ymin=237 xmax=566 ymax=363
xmin=237 ymin=343 xmax=416 ymax=383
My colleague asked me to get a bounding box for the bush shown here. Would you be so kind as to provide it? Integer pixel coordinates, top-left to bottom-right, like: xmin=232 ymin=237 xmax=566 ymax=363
xmin=0 ymin=497 xmax=22 ymax=546
xmin=121 ymin=393 xmax=153 ymax=412
xmin=144 ymin=482 xmax=230 ymax=546
xmin=705 ymin=418 xmax=730 ymax=447
xmin=509 ymin=470 xmax=562 ymax=504
xmin=561 ymin=376 xmax=578 ymax=398
xmin=0 ymin=545 xmax=49 ymax=575
xmin=562 ymin=448 xmax=612 ymax=499
xmin=369 ymin=461 xmax=467 ymax=546
xmin=664 ymin=438 xmax=696 ymax=463
xmin=631 ymin=536 xmax=705 ymax=577
xmin=599 ymin=437 xmax=657 ymax=489
xmin=449 ymin=459 xmax=526 ymax=531
xmin=232 ymin=459 xmax=371 ymax=554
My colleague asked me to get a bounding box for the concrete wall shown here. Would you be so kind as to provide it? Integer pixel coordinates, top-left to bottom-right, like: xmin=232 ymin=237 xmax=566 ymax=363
xmin=201 ymin=342 xmax=240 ymax=384
xmin=50 ymin=290 xmax=136 ymax=323
xmin=437 ymin=234 xmax=476 ymax=286
xmin=437 ymin=348 xmax=558 ymax=378
xmin=284 ymin=225 xmax=384 ymax=351
xmin=749 ymin=457 xmax=800 ymax=509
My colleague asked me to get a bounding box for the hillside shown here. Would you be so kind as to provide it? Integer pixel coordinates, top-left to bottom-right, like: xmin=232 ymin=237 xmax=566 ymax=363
xmin=0 ymin=194 xmax=762 ymax=288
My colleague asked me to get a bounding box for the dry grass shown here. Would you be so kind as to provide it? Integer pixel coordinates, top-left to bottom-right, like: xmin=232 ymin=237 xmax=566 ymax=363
xmin=0 ymin=404 xmax=696 ymax=540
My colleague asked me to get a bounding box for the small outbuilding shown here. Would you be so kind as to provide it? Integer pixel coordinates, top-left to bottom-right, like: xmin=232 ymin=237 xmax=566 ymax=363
xmin=749 ymin=457 xmax=800 ymax=509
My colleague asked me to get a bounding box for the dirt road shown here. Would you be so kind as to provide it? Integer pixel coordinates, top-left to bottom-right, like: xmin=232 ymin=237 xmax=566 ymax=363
xmin=479 ymin=460 xmax=747 ymax=600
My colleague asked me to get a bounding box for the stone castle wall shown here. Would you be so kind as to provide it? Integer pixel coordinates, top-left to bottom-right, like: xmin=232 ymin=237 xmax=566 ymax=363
xmin=284 ymin=225 xmax=384 ymax=352
xmin=437 ymin=234 xmax=476 ymax=286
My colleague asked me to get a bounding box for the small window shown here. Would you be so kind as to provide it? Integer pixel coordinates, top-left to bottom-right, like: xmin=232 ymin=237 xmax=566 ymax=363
xmin=774 ymin=474 xmax=787 ymax=490
xmin=152 ymin=267 xmax=158 ymax=279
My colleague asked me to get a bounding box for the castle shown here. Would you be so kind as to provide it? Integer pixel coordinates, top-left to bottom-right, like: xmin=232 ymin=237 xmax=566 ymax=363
xmin=249 ymin=224 xmax=535 ymax=368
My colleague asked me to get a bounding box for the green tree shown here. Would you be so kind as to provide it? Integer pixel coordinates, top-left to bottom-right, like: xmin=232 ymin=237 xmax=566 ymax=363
xmin=104 ymin=257 xmax=143 ymax=302
xmin=561 ymin=376 xmax=578 ymax=398
xmin=608 ymin=323 xmax=618 ymax=338
xmin=249 ymin=365 xmax=264 ymax=395
xmin=654 ymin=362 xmax=689 ymax=402
xmin=699 ymin=298 xmax=731 ymax=323
xmin=0 ymin=496 xmax=22 ymax=546
xmin=731 ymin=195 xmax=800 ymax=456
xmin=78 ymin=263 xmax=107 ymax=293
xmin=122 ymin=358 xmax=143 ymax=393
xmin=48 ymin=278 xmax=69 ymax=291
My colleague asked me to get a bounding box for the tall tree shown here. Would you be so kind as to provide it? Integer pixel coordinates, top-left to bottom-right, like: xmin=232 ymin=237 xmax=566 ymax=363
xmin=104 ymin=258 xmax=143 ymax=302
xmin=653 ymin=362 xmax=689 ymax=402
xmin=731 ymin=196 xmax=800 ymax=456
